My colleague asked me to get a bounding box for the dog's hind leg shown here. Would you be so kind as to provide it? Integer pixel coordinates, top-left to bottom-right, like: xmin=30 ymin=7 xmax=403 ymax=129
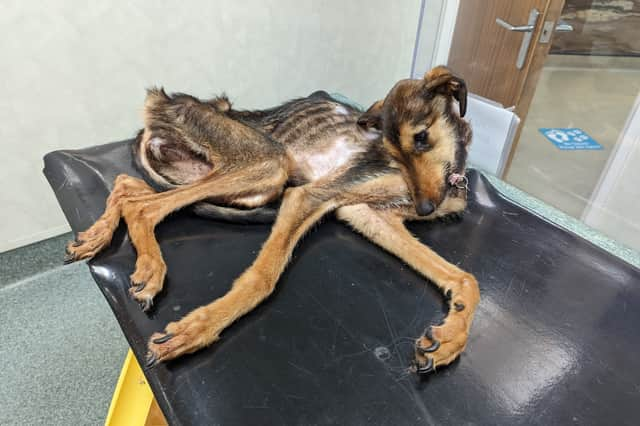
xmin=336 ymin=204 xmax=480 ymax=374
xmin=120 ymin=161 xmax=288 ymax=309
xmin=146 ymin=183 xmax=338 ymax=363
xmin=65 ymin=174 xmax=155 ymax=263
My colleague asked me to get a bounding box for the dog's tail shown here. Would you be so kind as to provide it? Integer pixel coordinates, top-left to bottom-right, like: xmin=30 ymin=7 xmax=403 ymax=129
xmin=191 ymin=202 xmax=278 ymax=224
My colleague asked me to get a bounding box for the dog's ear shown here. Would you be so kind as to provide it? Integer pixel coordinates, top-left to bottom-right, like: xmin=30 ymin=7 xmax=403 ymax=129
xmin=357 ymin=100 xmax=384 ymax=131
xmin=423 ymin=66 xmax=467 ymax=117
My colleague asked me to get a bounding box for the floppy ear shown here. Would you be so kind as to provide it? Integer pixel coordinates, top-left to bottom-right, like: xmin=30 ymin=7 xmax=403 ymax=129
xmin=357 ymin=100 xmax=384 ymax=131
xmin=423 ymin=66 xmax=468 ymax=117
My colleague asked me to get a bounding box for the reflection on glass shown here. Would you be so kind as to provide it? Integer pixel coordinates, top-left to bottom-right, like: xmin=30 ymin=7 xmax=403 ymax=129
xmin=505 ymin=0 xmax=640 ymax=252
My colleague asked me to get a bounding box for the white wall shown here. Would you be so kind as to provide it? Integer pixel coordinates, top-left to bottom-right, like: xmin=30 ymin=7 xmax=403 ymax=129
xmin=0 ymin=0 xmax=421 ymax=252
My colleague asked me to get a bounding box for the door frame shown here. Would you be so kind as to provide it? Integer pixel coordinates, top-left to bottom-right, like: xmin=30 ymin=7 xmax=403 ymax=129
xmin=411 ymin=0 xmax=460 ymax=79
xmin=582 ymin=93 xmax=640 ymax=228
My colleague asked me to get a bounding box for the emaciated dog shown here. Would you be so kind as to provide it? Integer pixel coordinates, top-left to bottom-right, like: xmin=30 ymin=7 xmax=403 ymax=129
xmin=65 ymin=66 xmax=480 ymax=375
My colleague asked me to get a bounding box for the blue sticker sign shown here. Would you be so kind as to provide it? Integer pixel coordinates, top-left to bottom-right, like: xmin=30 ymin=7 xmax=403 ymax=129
xmin=539 ymin=128 xmax=603 ymax=150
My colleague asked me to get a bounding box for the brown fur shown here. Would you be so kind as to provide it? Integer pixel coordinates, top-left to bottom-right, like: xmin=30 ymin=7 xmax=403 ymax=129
xmin=65 ymin=66 xmax=479 ymax=375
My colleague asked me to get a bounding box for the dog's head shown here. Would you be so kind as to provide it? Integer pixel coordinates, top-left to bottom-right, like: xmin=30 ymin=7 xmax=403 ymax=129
xmin=358 ymin=66 xmax=472 ymax=216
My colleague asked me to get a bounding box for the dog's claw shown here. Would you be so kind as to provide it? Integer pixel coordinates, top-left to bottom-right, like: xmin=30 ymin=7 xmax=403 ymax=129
xmin=152 ymin=333 xmax=173 ymax=344
xmin=63 ymin=250 xmax=76 ymax=265
xmin=416 ymin=356 xmax=434 ymax=375
xmin=145 ymin=352 xmax=158 ymax=368
xmin=139 ymin=298 xmax=153 ymax=312
xmin=417 ymin=339 xmax=440 ymax=354
xmin=64 ymin=240 xmax=85 ymax=264
xmin=133 ymin=283 xmax=146 ymax=293
xmin=418 ymin=326 xmax=441 ymax=354
xmin=424 ymin=326 xmax=435 ymax=341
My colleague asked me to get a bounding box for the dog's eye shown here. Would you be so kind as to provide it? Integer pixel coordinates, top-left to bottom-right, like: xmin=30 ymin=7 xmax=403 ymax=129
xmin=413 ymin=130 xmax=430 ymax=152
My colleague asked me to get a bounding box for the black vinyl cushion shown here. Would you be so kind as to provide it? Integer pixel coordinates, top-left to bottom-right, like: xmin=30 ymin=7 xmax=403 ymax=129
xmin=44 ymin=140 xmax=640 ymax=425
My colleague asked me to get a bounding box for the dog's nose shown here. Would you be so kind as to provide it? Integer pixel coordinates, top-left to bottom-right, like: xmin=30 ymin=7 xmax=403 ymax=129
xmin=415 ymin=199 xmax=435 ymax=216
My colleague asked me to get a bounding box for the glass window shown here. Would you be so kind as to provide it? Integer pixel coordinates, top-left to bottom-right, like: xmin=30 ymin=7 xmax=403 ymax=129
xmin=417 ymin=0 xmax=640 ymax=252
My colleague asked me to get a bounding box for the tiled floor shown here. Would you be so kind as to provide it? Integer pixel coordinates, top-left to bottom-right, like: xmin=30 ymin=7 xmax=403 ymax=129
xmin=0 ymin=237 xmax=127 ymax=425
xmin=0 ymin=233 xmax=72 ymax=288
xmin=506 ymin=55 xmax=640 ymax=245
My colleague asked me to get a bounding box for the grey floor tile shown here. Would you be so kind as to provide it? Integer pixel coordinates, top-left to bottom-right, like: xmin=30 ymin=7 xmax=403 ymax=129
xmin=0 ymin=233 xmax=72 ymax=288
xmin=0 ymin=262 xmax=127 ymax=426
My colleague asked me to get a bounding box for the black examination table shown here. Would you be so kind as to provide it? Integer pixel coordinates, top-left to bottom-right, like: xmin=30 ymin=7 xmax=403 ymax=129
xmin=44 ymin=139 xmax=640 ymax=425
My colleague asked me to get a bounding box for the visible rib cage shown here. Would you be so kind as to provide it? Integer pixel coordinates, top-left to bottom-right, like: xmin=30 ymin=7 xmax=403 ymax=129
xmin=227 ymin=90 xmax=361 ymax=147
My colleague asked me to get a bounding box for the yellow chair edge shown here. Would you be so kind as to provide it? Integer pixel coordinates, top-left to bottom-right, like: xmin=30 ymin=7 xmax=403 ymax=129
xmin=105 ymin=349 xmax=155 ymax=426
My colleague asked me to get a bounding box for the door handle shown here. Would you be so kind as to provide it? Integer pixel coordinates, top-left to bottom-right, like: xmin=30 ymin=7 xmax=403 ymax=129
xmin=495 ymin=8 xmax=540 ymax=69
xmin=539 ymin=19 xmax=575 ymax=44
xmin=495 ymin=18 xmax=535 ymax=32
xmin=555 ymin=20 xmax=574 ymax=32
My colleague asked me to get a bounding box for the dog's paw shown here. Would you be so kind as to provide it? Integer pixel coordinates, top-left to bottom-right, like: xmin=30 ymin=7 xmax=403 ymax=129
xmin=64 ymin=232 xmax=111 ymax=264
xmin=64 ymin=240 xmax=83 ymax=264
xmin=129 ymin=254 xmax=166 ymax=311
xmin=413 ymin=274 xmax=479 ymax=375
xmin=413 ymin=316 xmax=469 ymax=374
xmin=146 ymin=308 xmax=219 ymax=366
xmin=437 ymin=211 xmax=464 ymax=224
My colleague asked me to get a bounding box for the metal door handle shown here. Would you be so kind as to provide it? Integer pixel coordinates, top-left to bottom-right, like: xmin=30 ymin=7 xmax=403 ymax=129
xmin=495 ymin=18 xmax=535 ymax=32
xmin=495 ymin=8 xmax=540 ymax=69
xmin=555 ymin=20 xmax=574 ymax=32
xmin=539 ymin=19 xmax=575 ymax=43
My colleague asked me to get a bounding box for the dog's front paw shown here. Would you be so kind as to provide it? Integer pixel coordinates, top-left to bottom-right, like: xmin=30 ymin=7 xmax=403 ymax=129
xmin=64 ymin=240 xmax=84 ymax=264
xmin=64 ymin=224 xmax=115 ymax=263
xmin=129 ymin=254 xmax=166 ymax=311
xmin=146 ymin=307 xmax=220 ymax=366
xmin=413 ymin=274 xmax=479 ymax=374
xmin=437 ymin=211 xmax=464 ymax=223
xmin=414 ymin=315 xmax=469 ymax=374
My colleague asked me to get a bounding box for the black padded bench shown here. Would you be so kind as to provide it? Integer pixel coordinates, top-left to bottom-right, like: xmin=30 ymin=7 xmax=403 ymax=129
xmin=44 ymin=139 xmax=640 ymax=425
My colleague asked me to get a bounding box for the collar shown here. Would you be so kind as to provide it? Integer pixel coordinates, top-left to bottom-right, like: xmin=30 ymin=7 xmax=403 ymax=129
xmin=448 ymin=173 xmax=468 ymax=190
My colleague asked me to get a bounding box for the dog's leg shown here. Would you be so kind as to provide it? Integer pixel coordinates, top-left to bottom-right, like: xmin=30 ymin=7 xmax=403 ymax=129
xmin=65 ymin=174 xmax=155 ymax=263
xmin=119 ymin=162 xmax=288 ymax=309
xmin=431 ymin=194 xmax=467 ymax=223
xmin=336 ymin=204 xmax=479 ymax=374
xmin=146 ymin=184 xmax=337 ymax=364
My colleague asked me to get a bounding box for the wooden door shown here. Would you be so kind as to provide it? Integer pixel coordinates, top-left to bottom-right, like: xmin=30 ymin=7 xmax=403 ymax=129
xmin=447 ymin=0 xmax=565 ymax=173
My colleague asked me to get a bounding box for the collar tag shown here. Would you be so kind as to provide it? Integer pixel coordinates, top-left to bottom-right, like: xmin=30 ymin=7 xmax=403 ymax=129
xmin=449 ymin=173 xmax=469 ymax=191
